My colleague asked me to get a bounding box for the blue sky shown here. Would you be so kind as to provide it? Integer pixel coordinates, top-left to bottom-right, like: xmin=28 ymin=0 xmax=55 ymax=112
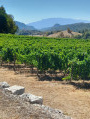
xmin=0 ymin=0 xmax=90 ymax=24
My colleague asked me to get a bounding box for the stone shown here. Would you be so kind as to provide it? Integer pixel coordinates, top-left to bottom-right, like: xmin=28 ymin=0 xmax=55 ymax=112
xmin=5 ymin=85 xmax=25 ymax=95
xmin=20 ymin=93 xmax=43 ymax=105
xmin=0 ymin=82 xmax=10 ymax=88
xmin=33 ymin=104 xmax=72 ymax=119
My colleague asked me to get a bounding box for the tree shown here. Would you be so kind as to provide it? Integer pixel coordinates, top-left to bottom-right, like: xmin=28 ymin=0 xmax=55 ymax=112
xmin=0 ymin=6 xmax=18 ymax=34
xmin=67 ymin=28 xmax=72 ymax=33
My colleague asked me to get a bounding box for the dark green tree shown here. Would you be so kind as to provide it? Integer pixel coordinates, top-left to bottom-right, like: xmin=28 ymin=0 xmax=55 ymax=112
xmin=0 ymin=6 xmax=18 ymax=34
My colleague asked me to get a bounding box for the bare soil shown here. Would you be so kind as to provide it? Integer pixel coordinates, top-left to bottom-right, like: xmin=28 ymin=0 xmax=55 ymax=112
xmin=0 ymin=66 xmax=90 ymax=119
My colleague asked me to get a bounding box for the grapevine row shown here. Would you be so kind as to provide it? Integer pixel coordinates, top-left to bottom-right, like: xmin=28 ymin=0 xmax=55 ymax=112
xmin=0 ymin=34 xmax=90 ymax=81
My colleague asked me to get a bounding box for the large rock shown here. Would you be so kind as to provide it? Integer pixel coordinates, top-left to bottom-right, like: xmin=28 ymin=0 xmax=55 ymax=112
xmin=5 ymin=85 xmax=25 ymax=95
xmin=0 ymin=82 xmax=10 ymax=88
xmin=20 ymin=93 xmax=43 ymax=105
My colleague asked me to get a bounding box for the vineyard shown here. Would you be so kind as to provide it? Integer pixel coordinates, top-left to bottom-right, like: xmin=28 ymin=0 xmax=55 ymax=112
xmin=0 ymin=34 xmax=90 ymax=81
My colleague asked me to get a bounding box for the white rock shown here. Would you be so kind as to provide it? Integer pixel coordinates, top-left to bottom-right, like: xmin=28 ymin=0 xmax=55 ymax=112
xmin=20 ymin=93 xmax=43 ymax=105
xmin=0 ymin=82 xmax=10 ymax=88
xmin=5 ymin=85 xmax=25 ymax=95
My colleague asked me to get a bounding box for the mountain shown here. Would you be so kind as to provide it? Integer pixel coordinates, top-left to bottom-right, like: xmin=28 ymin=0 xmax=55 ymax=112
xmin=42 ymin=23 xmax=90 ymax=32
xmin=15 ymin=21 xmax=36 ymax=30
xmin=27 ymin=18 xmax=90 ymax=29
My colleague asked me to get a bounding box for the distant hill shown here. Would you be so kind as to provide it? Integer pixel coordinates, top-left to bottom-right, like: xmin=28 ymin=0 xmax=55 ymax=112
xmin=27 ymin=18 xmax=90 ymax=29
xmin=15 ymin=21 xmax=36 ymax=30
xmin=42 ymin=23 xmax=90 ymax=32
xmin=47 ymin=30 xmax=82 ymax=38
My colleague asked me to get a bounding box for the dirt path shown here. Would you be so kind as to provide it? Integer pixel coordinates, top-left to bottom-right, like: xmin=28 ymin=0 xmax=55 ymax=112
xmin=0 ymin=67 xmax=90 ymax=119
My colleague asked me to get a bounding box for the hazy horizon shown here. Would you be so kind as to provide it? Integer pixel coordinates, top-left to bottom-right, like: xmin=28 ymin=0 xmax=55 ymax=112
xmin=1 ymin=0 xmax=90 ymax=24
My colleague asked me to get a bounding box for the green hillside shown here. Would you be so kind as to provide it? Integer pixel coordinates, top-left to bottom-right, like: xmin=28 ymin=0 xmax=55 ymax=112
xmin=15 ymin=21 xmax=36 ymax=30
xmin=42 ymin=23 xmax=90 ymax=32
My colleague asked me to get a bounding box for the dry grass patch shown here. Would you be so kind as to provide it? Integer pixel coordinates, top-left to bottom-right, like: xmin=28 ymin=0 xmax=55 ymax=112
xmin=0 ymin=66 xmax=90 ymax=119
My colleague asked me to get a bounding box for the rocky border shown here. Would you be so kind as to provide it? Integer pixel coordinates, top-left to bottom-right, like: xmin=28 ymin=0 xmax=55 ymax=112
xmin=0 ymin=82 xmax=72 ymax=119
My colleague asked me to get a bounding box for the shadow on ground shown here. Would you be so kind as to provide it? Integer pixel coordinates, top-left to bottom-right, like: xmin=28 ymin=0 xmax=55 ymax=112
xmin=37 ymin=75 xmax=64 ymax=81
xmin=70 ymin=81 xmax=90 ymax=89
xmin=1 ymin=64 xmax=64 ymax=81
xmin=1 ymin=64 xmax=90 ymax=89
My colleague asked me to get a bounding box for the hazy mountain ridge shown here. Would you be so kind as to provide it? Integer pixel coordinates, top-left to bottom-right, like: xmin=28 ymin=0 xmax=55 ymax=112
xmin=15 ymin=21 xmax=36 ymax=30
xmin=27 ymin=18 xmax=90 ymax=29
xmin=15 ymin=19 xmax=90 ymax=34
xmin=41 ymin=23 xmax=90 ymax=32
